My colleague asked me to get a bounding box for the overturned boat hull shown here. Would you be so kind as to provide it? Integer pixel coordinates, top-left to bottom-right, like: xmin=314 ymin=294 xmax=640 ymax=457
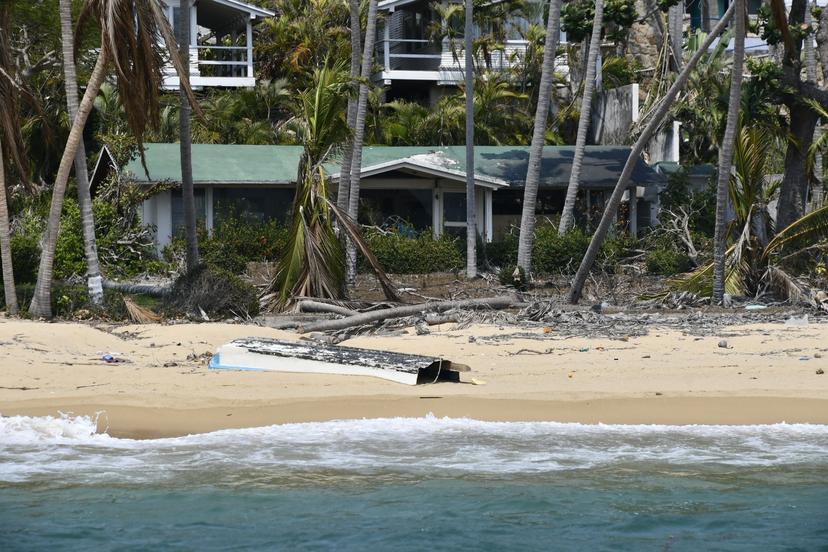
xmin=209 ymin=338 xmax=465 ymax=385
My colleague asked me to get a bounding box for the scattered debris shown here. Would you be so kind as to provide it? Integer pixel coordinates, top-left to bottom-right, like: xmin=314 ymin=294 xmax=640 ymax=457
xmin=785 ymin=315 xmax=809 ymax=327
xmin=817 ymin=369 xmax=825 ymax=375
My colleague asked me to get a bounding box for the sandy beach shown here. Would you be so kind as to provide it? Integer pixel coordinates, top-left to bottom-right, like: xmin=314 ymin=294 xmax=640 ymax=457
xmin=1 ymin=315 xmax=827 ymax=437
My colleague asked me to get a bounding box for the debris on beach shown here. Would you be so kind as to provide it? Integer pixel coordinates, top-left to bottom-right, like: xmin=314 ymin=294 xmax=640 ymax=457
xmin=210 ymin=338 xmax=469 ymax=385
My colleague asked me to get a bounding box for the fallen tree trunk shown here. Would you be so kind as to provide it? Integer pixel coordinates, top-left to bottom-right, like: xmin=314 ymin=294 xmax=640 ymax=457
xmin=299 ymin=296 xmax=518 ymax=333
xmin=103 ymin=280 xmax=171 ymax=297
xmin=298 ymin=300 xmax=359 ymax=317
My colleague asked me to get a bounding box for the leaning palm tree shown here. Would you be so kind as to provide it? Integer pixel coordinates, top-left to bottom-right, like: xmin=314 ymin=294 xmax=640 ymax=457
xmin=29 ymin=0 xmax=200 ymax=318
xmin=178 ymin=0 xmax=199 ymax=271
xmin=464 ymin=0 xmax=477 ymax=278
xmin=558 ymin=0 xmax=603 ymax=234
xmin=567 ymin=1 xmax=736 ymax=304
xmin=516 ymin=0 xmax=563 ymax=272
xmin=263 ymin=63 xmax=396 ymax=310
xmin=59 ymin=0 xmax=104 ymax=305
xmin=345 ymin=0 xmax=379 ymax=283
xmin=711 ymin=0 xmax=745 ymax=304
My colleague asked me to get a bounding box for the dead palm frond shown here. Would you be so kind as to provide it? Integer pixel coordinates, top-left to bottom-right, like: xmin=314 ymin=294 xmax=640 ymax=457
xmin=123 ymin=295 xmax=162 ymax=323
xmin=674 ymin=124 xmax=828 ymax=303
xmin=0 ymin=2 xmax=32 ymax=181
xmin=77 ymin=0 xmax=203 ymax=152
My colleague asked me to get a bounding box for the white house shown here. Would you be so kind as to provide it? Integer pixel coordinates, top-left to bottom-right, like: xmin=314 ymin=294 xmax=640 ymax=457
xmin=160 ymin=0 xmax=274 ymax=89
xmin=90 ymin=144 xmax=665 ymax=253
xmin=375 ymin=0 xmax=567 ymax=103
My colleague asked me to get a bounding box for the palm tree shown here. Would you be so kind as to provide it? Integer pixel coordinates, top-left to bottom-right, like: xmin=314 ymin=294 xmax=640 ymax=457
xmin=264 ymin=63 xmax=396 ymax=309
xmin=0 ymin=1 xmax=24 ymax=314
xmin=178 ymin=0 xmax=199 ymax=271
xmin=337 ymin=0 xmax=361 ymax=212
xmin=0 ymin=143 xmax=15 ymax=315
xmin=567 ymin=1 xmax=736 ymax=304
xmin=516 ymin=0 xmax=563 ymax=272
xmin=59 ymin=0 xmax=104 ymax=305
xmin=558 ymin=0 xmax=603 ymax=234
xmin=464 ymin=0 xmax=476 ymax=278
xmin=345 ymin=0 xmax=378 ymax=283
xmin=712 ymin=0 xmax=745 ymax=304
xmin=29 ymin=0 xmax=200 ymax=318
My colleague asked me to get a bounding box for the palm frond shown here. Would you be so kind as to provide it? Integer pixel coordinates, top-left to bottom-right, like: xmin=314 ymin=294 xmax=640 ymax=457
xmin=765 ymin=203 xmax=828 ymax=260
xmin=326 ymin=198 xmax=399 ymax=302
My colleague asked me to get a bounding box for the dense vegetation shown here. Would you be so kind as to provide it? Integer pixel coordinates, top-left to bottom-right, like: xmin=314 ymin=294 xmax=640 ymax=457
xmin=1 ymin=0 xmax=827 ymax=318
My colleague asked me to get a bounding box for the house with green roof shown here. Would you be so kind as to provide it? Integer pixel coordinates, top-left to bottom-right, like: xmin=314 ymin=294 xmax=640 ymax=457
xmin=92 ymin=143 xmax=665 ymax=253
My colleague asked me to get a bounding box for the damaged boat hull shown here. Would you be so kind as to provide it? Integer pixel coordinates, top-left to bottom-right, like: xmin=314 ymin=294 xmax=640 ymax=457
xmin=209 ymin=338 xmax=463 ymax=385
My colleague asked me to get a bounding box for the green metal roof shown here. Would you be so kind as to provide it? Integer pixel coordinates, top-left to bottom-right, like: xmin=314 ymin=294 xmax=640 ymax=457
xmin=122 ymin=143 xmax=664 ymax=189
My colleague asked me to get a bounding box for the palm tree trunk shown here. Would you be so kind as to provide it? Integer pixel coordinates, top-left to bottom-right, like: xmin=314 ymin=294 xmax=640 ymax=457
xmin=567 ymin=2 xmax=735 ymax=304
xmin=59 ymin=0 xmax=103 ymax=305
xmin=668 ymin=1 xmax=684 ymax=70
xmin=179 ymin=0 xmax=199 ymax=271
xmin=29 ymin=49 xmax=108 ymax=318
xmin=464 ymin=0 xmax=477 ymax=278
xmin=345 ymin=0 xmax=378 ymax=283
xmin=0 ymin=140 xmax=17 ymax=315
xmin=338 ymin=0 xmax=362 ymax=212
xmin=712 ymin=0 xmax=745 ymax=304
xmin=516 ymin=0 xmax=563 ymax=272
xmin=558 ymin=0 xmax=603 ymax=235
xmin=805 ymin=1 xmax=822 ymax=199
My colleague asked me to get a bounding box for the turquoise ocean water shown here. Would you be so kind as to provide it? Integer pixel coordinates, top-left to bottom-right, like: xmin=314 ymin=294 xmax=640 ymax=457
xmin=1 ymin=414 xmax=827 ymax=551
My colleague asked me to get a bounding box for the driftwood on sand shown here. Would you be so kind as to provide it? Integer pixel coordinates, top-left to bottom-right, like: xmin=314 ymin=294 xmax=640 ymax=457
xmin=299 ymin=296 xmax=519 ymax=333
xmin=298 ymin=300 xmax=359 ymax=317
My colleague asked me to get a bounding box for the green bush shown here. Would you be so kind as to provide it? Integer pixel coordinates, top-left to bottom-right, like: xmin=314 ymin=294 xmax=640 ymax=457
xmin=202 ymin=218 xmax=290 ymax=273
xmin=165 ymin=218 xmax=290 ymax=274
xmin=361 ymin=228 xmax=464 ymax=274
xmin=164 ymin=265 xmax=260 ymax=319
xmin=8 ymin=233 xmax=40 ymax=284
xmin=531 ymin=225 xmax=591 ymax=274
xmin=645 ymin=248 xmax=692 ymax=276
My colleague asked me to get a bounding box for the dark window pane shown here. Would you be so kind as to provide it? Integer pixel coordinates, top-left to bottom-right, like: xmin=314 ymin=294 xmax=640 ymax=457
xmin=171 ymin=188 xmax=206 ymax=235
xmin=443 ymin=192 xmax=466 ymax=222
xmin=213 ymin=187 xmax=294 ymax=226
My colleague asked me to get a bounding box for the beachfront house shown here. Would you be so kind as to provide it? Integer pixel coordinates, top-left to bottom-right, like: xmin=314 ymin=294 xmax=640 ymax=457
xmin=159 ymin=0 xmax=274 ymax=90
xmin=90 ymin=144 xmax=664 ymax=254
xmin=375 ymin=0 xmax=567 ymax=103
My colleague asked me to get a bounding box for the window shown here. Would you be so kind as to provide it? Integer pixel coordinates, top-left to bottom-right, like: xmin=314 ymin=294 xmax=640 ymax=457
xmin=171 ymin=188 xmax=206 ymax=235
xmin=213 ymin=188 xmax=294 ymax=226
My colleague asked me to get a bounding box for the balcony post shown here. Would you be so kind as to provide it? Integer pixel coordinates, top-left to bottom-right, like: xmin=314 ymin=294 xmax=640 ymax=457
xmin=383 ymin=22 xmax=390 ymax=70
xmin=246 ymin=18 xmax=254 ymax=78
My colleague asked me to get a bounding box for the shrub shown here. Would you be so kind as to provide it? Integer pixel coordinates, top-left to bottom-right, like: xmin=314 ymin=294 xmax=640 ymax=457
xmin=164 ymin=265 xmax=260 ymax=319
xmin=531 ymin=224 xmax=591 ymax=274
xmin=646 ymin=248 xmax=692 ymax=276
xmin=202 ymin=218 xmax=290 ymax=273
xmin=361 ymin=228 xmax=464 ymax=274
xmin=164 ymin=218 xmax=290 ymax=274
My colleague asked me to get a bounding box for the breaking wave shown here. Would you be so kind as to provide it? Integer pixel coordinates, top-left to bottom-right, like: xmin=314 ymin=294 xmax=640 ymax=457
xmin=1 ymin=413 xmax=827 ymax=485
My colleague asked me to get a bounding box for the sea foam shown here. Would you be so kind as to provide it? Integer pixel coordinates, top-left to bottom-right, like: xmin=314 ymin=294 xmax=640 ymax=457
xmin=2 ymin=413 xmax=828 ymax=485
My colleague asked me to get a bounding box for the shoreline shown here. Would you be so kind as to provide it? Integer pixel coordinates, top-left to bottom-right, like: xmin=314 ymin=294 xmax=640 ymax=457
xmin=2 ymin=316 xmax=828 ymax=438
xmin=3 ymin=395 xmax=828 ymax=439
